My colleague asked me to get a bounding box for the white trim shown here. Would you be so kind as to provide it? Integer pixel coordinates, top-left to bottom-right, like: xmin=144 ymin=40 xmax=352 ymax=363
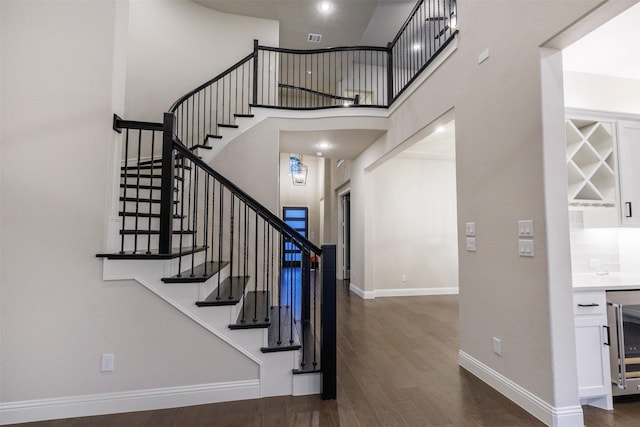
xmin=292 ymin=373 xmax=321 ymax=396
xmin=0 ymin=380 xmax=260 ymax=425
xmin=349 ymin=284 xmax=458 ymax=299
xmin=349 ymin=283 xmax=374 ymax=299
xmin=373 ymin=287 xmax=458 ymax=297
xmin=459 ymin=351 xmax=584 ymax=427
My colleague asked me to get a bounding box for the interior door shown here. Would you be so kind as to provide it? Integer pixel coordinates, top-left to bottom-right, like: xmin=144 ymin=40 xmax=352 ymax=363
xmin=342 ymin=193 xmax=351 ymax=280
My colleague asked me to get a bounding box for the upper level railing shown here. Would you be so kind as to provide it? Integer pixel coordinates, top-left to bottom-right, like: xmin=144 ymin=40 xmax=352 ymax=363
xmin=164 ymin=0 xmax=457 ymax=150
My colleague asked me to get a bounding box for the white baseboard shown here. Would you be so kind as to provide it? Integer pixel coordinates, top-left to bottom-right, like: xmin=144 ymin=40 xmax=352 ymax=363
xmin=373 ymin=287 xmax=458 ymax=297
xmin=292 ymin=373 xmax=321 ymax=396
xmin=459 ymin=351 xmax=584 ymax=427
xmin=349 ymin=283 xmax=458 ymax=300
xmin=349 ymin=283 xmax=374 ymax=299
xmin=0 ymin=380 xmax=260 ymax=425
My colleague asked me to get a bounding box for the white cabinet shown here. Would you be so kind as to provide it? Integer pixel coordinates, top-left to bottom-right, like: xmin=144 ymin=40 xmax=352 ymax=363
xmin=573 ymin=289 xmax=613 ymax=410
xmin=617 ymin=120 xmax=640 ymax=226
xmin=565 ymin=118 xmax=616 ymax=206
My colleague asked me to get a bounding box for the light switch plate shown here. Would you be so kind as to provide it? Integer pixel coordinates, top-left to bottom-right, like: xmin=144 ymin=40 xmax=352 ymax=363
xmin=465 ymin=222 xmax=476 ymax=237
xmin=466 ymin=237 xmax=476 ymax=252
xmin=518 ymin=239 xmax=534 ymax=257
xmin=518 ymin=220 xmax=534 ymax=237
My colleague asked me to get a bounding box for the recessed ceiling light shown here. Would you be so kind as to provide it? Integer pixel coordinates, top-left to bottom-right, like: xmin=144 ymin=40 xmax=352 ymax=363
xmin=436 ymin=126 xmax=446 ymax=133
xmin=317 ymin=152 xmax=323 ymax=156
xmin=319 ymin=142 xmax=330 ymax=149
xmin=319 ymin=2 xmax=332 ymax=13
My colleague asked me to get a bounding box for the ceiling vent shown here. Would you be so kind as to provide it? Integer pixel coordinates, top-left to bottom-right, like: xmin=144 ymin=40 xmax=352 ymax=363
xmin=307 ymin=33 xmax=322 ymax=43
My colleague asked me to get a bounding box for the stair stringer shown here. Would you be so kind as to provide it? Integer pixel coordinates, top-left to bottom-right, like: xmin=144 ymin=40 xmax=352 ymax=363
xmin=100 ymin=257 xmax=299 ymax=398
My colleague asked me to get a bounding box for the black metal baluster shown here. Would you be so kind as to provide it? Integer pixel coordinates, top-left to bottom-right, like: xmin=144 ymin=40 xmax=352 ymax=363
xmin=218 ymin=182 xmax=225 ymax=300
xmin=147 ymin=130 xmax=156 ymax=254
xmin=120 ymin=129 xmax=130 ymax=254
xmin=190 ymin=166 xmax=198 ymax=277
xmin=133 ymin=129 xmax=143 ymax=254
xmin=177 ymin=155 xmax=186 ymax=276
xmin=203 ymin=174 xmax=210 ymax=278
xmin=254 ymin=211 xmax=259 ymax=323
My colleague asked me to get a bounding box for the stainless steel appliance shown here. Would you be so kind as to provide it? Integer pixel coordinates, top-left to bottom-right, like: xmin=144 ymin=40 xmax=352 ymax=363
xmin=607 ymin=290 xmax=640 ymax=397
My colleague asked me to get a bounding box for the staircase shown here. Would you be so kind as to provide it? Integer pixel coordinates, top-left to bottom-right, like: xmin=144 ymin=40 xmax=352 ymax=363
xmin=97 ymin=114 xmax=336 ymax=399
xmin=95 ymin=0 xmax=458 ymax=402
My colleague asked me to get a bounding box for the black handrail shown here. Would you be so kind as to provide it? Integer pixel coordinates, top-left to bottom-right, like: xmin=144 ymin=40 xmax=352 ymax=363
xmin=168 ymin=52 xmax=254 ymax=113
xmin=169 ymin=123 xmax=322 ymax=255
xmin=258 ymin=44 xmax=389 ymax=54
xmin=278 ymin=83 xmax=359 ymax=103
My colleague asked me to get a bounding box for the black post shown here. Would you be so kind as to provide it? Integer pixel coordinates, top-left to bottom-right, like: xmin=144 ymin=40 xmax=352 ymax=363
xmin=252 ymin=39 xmax=259 ymax=105
xmin=386 ymin=43 xmax=394 ymax=106
xmin=159 ymin=112 xmax=175 ymax=254
xmin=301 ymin=248 xmax=311 ymax=323
xmin=321 ymin=244 xmax=336 ymax=400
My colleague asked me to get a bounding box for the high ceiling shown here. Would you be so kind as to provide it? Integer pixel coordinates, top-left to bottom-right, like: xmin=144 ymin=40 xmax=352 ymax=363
xmin=193 ymin=0 xmax=415 ymax=49
xmin=563 ymin=2 xmax=640 ymax=80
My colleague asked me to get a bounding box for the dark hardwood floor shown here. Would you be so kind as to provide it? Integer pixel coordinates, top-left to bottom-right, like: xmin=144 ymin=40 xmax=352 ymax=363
xmin=11 ymin=282 xmax=640 ymax=426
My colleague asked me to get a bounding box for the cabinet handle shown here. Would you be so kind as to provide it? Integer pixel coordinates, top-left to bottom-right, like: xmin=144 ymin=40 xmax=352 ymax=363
xmin=604 ymin=325 xmax=610 ymax=346
xmin=577 ymin=303 xmax=599 ymax=307
xmin=626 ymin=202 xmax=633 ymax=218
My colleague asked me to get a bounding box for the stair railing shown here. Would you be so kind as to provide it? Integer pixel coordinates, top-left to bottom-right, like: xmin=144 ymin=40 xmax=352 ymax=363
xmin=168 ymin=53 xmax=255 ymax=151
xmin=160 ymin=112 xmax=337 ymax=399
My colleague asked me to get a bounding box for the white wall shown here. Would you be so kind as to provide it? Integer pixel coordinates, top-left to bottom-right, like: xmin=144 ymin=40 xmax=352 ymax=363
xmin=0 ymin=0 xmax=257 ymax=407
xmin=125 ymin=0 xmax=279 ymax=121
xmin=564 ymin=71 xmax=640 ymax=114
xmin=372 ymin=157 xmax=458 ymax=293
xmin=343 ymin=1 xmax=619 ymax=423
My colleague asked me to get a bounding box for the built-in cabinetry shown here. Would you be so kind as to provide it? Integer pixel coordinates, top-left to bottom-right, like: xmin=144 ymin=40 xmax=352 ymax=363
xmin=617 ymin=121 xmax=640 ymax=226
xmin=565 ymin=118 xmax=616 ymax=206
xmin=565 ymin=110 xmax=640 ymax=226
xmin=573 ymin=289 xmax=613 ymax=410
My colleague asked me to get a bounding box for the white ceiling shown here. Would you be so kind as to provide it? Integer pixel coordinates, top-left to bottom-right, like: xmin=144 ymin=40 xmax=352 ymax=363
xmin=279 ymin=129 xmax=386 ymax=159
xmin=193 ymin=0 xmax=415 ymax=49
xmin=563 ymin=2 xmax=640 ymax=80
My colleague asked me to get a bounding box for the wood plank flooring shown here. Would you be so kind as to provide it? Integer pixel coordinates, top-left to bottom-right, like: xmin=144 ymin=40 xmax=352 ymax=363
xmin=10 ymin=282 xmax=640 ymax=426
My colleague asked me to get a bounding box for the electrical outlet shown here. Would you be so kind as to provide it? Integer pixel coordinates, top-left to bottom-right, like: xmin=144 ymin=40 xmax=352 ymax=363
xmin=493 ymin=337 xmax=502 ymax=356
xmin=518 ymin=239 xmax=534 ymax=257
xmin=101 ymin=353 xmax=115 ymax=372
xmin=401 ymin=274 xmax=407 ymax=282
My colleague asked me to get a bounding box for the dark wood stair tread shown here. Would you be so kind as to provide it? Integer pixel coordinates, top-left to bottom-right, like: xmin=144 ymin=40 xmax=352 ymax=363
xmin=234 ymin=113 xmax=254 ymax=118
xmin=261 ymin=306 xmax=301 ymax=353
xmin=119 ymin=196 xmax=179 ymax=204
xmin=205 ymin=134 xmax=222 ymax=139
xmin=161 ymin=261 xmax=229 ymax=283
xmin=229 ymin=291 xmax=270 ymax=329
xmin=96 ymin=246 xmax=206 ymax=259
xmin=189 ymin=144 xmax=213 ymax=151
xmin=218 ymin=123 xmax=239 ymax=129
xmin=196 ymin=276 xmax=249 ymax=306
xmin=119 ymin=229 xmax=195 ymax=235
xmin=121 ymin=173 xmax=184 ymax=182
xmin=119 ymin=211 xmax=183 ymax=219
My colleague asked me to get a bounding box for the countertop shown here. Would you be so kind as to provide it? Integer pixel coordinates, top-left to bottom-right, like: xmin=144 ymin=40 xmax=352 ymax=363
xmin=573 ymin=272 xmax=640 ymax=291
